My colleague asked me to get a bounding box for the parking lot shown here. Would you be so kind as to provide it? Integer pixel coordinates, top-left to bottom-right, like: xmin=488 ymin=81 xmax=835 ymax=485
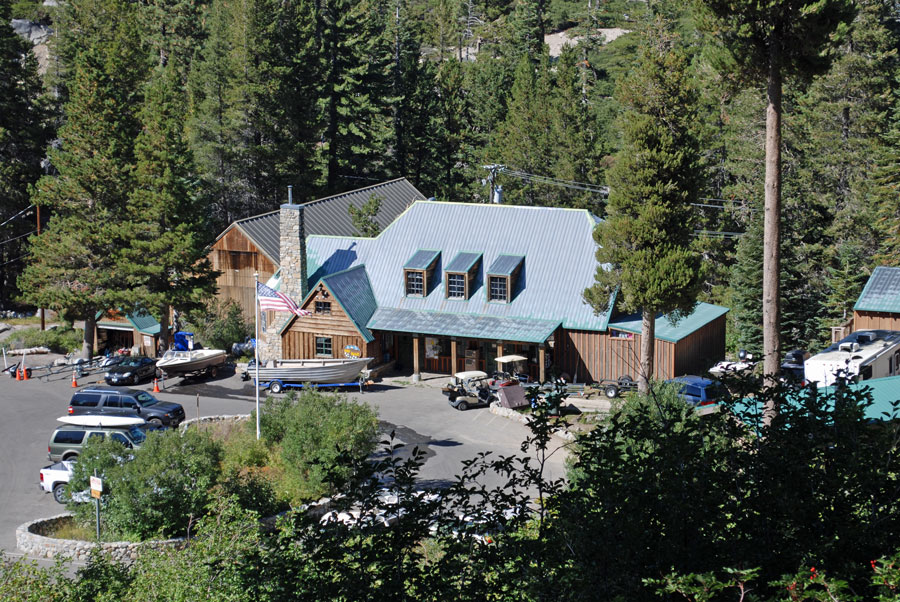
xmin=0 ymin=360 xmax=570 ymax=559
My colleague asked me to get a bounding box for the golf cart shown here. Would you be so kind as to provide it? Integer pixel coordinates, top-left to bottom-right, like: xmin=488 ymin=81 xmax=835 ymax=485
xmin=492 ymin=355 xmax=531 ymax=385
xmin=442 ymin=370 xmax=497 ymax=411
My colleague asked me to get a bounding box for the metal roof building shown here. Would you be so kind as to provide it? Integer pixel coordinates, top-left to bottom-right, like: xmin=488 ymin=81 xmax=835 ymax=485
xmin=270 ymin=201 xmax=729 ymax=383
xmin=852 ymin=266 xmax=900 ymax=334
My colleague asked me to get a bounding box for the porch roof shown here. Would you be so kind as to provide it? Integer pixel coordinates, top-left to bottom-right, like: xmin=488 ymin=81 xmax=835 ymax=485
xmin=606 ymin=302 xmax=729 ymax=343
xmin=367 ymin=307 xmax=560 ymax=343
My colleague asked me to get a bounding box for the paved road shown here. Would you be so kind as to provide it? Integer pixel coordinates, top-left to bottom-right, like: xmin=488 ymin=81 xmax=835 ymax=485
xmin=0 ymin=363 xmax=569 ymax=560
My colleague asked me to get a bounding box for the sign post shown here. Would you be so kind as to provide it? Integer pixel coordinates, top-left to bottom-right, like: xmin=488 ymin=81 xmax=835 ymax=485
xmin=90 ymin=471 xmax=103 ymax=540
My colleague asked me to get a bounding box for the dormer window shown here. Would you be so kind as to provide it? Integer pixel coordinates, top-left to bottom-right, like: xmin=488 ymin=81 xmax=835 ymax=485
xmin=444 ymin=252 xmax=482 ymax=301
xmin=404 ymin=249 xmax=440 ymax=297
xmin=486 ymin=254 xmax=524 ymax=303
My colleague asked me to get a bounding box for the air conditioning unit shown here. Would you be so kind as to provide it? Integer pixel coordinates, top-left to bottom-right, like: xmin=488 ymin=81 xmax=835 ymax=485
xmin=464 ymin=358 xmax=478 ymax=370
xmin=465 ymin=349 xmax=479 ymax=359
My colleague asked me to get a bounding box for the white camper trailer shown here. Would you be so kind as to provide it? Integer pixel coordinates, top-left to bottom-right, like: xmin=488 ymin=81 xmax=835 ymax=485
xmin=804 ymin=330 xmax=900 ymax=387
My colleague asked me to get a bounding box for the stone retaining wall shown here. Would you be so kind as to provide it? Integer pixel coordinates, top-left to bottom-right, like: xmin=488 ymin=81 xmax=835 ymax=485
xmin=180 ymin=414 xmax=250 ymax=429
xmin=16 ymin=513 xmax=186 ymax=563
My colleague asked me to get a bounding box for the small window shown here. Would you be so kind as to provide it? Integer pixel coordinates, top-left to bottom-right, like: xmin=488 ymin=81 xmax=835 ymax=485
xmin=54 ymin=430 xmax=85 ymax=445
xmin=406 ymin=271 xmax=424 ymax=296
xmin=88 ymin=432 xmax=105 ymax=441
xmin=489 ymin=276 xmax=508 ymax=302
xmin=104 ymin=395 xmax=122 ymax=409
xmin=70 ymin=393 xmax=100 ymax=407
xmin=121 ymin=398 xmax=138 ymax=410
xmin=315 ymin=301 xmax=331 ymax=314
xmin=110 ymin=432 xmax=133 ymax=448
xmin=447 ymin=273 xmax=466 ymax=299
xmin=316 ymin=337 xmax=333 ymax=357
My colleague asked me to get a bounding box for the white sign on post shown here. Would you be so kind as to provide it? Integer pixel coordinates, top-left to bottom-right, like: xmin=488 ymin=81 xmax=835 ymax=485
xmin=90 ymin=476 xmax=103 ymax=499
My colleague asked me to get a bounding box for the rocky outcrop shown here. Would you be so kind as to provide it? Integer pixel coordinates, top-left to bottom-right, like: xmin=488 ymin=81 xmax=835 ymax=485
xmin=10 ymin=19 xmax=52 ymax=45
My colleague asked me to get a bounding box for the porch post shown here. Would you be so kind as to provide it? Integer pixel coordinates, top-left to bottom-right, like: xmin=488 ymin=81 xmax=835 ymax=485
xmin=539 ymin=344 xmax=546 ymax=383
xmin=451 ymin=338 xmax=458 ymax=375
xmin=497 ymin=342 xmax=503 ymax=358
xmin=412 ymin=335 xmax=421 ymax=382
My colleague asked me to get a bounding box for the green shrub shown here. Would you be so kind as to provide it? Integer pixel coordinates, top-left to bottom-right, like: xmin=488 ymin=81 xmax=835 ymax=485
xmin=100 ymin=429 xmax=222 ymax=540
xmin=182 ymin=298 xmax=251 ymax=353
xmin=278 ymin=390 xmax=379 ymax=501
xmin=5 ymin=325 xmax=83 ymax=353
xmin=221 ymin=422 xmax=271 ymax=472
xmin=218 ymin=467 xmax=284 ymax=517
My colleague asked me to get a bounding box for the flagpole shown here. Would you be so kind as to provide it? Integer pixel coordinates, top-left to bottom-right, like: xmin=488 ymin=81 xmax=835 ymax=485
xmin=254 ymin=272 xmax=260 ymax=440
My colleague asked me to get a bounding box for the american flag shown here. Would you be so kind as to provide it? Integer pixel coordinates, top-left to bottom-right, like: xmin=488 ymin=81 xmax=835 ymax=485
xmin=256 ymin=281 xmax=311 ymax=316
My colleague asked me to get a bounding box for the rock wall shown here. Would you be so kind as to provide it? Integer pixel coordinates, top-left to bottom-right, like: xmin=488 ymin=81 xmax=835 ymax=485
xmin=16 ymin=513 xmax=186 ymax=563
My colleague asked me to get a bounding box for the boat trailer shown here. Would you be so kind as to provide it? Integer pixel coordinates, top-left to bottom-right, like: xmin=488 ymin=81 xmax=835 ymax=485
xmin=255 ymin=377 xmax=371 ymax=394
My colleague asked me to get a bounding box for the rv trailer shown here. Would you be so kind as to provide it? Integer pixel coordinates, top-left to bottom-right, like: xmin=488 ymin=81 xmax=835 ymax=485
xmin=804 ymin=330 xmax=900 ymax=387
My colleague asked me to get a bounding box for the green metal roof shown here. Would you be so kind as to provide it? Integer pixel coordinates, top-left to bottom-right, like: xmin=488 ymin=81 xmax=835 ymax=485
xmin=404 ymin=249 xmax=441 ymax=270
xmin=95 ymin=310 xmax=162 ymax=335
xmin=320 ymin=265 xmax=377 ymax=343
xmin=367 ymin=307 xmax=560 ymax=343
xmin=854 ymin=266 xmax=900 ymax=313
xmin=487 ymin=254 xmax=524 ymax=276
xmin=607 ymin=302 xmax=730 ymax=343
xmin=845 ymin=376 xmax=900 ymax=421
xmin=446 ymin=251 xmax=482 ymax=273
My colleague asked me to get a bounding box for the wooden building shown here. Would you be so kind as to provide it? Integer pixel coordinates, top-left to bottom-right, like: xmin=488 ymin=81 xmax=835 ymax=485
xmin=208 ymin=179 xmax=425 ymax=321
xmin=94 ymin=310 xmax=164 ymax=357
xmin=853 ymin=266 xmax=900 ymax=332
xmin=264 ymin=200 xmax=729 ymax=384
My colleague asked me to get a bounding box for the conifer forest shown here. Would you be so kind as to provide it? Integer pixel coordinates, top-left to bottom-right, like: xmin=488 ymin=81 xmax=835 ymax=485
xmin=2 ymin=0 xmax=899 ymax=357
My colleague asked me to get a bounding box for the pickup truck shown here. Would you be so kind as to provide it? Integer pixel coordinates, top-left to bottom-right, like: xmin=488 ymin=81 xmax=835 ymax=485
xmin=39 ymin=460 xmax=75 ymax=504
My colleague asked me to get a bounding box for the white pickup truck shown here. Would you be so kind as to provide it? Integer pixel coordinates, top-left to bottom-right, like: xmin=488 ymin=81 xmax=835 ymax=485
xmin=39 ymin=460 xmax=75 ymax=504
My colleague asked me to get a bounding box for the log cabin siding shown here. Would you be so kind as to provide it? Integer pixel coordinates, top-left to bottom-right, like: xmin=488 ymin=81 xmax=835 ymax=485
xmin=281 ymin=290 xmax=374 ymax=360
xmin=853 ymin=311 xmax=900 ymax=333
xmin=209 ymin=227 xmax=277 ymax=321
xmin=673 ymin=315 xmax=726 ymax=376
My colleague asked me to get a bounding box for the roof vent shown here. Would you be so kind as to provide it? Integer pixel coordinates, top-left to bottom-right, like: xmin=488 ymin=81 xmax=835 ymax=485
xmin=839 ymin=342 xmax=860 ymax=353
xmin=857 ymin=332 xmax=875 ymax=344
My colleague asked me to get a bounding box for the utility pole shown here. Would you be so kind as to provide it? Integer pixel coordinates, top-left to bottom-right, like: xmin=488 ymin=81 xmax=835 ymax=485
xmin=482 ymin=164 xmax=504 ymax=203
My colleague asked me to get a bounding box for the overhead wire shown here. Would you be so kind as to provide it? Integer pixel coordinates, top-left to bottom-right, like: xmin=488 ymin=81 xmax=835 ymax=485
xmin=0 ymin=205 xmax=34 ymax=229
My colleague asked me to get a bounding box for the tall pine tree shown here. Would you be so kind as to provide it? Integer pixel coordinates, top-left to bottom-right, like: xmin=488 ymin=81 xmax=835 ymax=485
xmin=18 ymin=0 xmax=149 ymax=358
xmin=584 ymin=22 xmax=703 ymax=393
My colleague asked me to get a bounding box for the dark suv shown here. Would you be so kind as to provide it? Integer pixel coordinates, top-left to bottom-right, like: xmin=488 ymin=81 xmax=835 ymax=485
xmin=68 ymin=387 xmax=185 ymax=427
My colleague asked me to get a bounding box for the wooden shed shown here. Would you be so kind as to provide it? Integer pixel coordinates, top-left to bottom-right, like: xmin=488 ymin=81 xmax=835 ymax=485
xmin=853 ymin=267 xmax=900 ymax=332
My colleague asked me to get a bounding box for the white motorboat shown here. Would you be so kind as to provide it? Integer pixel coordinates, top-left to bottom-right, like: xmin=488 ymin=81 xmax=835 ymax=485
xmin=156 ymin=348 xmax=227 ymax=377
xmin=252 ymin=357 xmax=373 ymax=387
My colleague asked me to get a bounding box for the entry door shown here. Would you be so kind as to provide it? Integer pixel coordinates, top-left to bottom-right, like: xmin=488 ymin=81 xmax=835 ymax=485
xmin=397 ymin=335 xmax=413 ymax=372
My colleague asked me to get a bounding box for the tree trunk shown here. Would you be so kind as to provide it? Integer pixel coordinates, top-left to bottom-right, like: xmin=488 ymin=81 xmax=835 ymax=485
xmin=158 ymin=305 xmax=170 ymax=357
xmin=763 ymin=42 xmax=783 ymax=424
xmin=639 ymin=308 xmax=655 ymax=394
xmin=82 ymin=313 xmax=96 ymax=361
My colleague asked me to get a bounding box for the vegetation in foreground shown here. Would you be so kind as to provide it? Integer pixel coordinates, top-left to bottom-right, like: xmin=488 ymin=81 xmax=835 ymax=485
xmin=5 ymin=379 xmax=900 ymax=601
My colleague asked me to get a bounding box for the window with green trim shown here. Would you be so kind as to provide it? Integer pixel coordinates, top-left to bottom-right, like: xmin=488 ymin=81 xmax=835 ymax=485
xmin=315 ymin=337 xmax=332 ymax=357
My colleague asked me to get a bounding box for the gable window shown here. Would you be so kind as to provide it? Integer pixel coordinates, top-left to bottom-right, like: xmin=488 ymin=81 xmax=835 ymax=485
xmin=315 ymin=336 xmax=333 ymax=357
xmin=447 ymin=273 xmax=466 ymax=299
xmin=444 ymin=251 xmax=482 ymax=301
xmin=403 ymin=249 xmax=440 ymax=297
xmin=406 ymin=271 xmax=424 ymax=296
xmin=315 ymin=301 xmax=331 ymax=314
xmin=489 ymin=276 xmax=508 ymax=302
xmin=486 ymin=254 xmax=524 ymax=303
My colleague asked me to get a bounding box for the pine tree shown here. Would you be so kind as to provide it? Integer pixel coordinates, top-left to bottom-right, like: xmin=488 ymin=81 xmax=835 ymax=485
xmin=0 ymin=6 xmax=52 ymax=306
xmin=872 ymin=87 xmax=900 ymax=265
xmin=320 ymin=0 xmax=396 ymax=191
xmin=697 ymin=0 xmax=856 ymax=397
xmin=18 ymin=0 xmax=149 ymax=358
xmin=138 ymin=0 xmax=208 ymax=76
xmin=584 ymin=22 xmax=704 ymax=393
xmin=126 ymin=63 xmax=217 ymax=350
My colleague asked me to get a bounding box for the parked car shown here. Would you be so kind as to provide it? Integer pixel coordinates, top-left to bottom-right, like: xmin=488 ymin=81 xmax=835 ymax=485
xmin=48 ymin=422 xmax=146 ymax=462
xmin=442 ymin=371 xmax=497 ymax=411
xmin=104 ymin=356 xmax=158 ymax=386
xmin=39 ymin=460 xmax=76 ymax=504
xmin=666 ymin=375 xmax=724 ymax=406
xmin=68 ymin=387 xmax=185 ymax=427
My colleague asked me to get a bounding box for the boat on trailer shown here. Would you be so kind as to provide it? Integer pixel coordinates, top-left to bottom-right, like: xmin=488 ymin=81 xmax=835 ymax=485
xmin=156 ymin=349 xmax=227 ymax=377
xmin=252 ymin=357 xmax=373 ymax=393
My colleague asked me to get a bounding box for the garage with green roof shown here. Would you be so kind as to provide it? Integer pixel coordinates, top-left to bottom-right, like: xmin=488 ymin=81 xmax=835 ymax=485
xmin=853 ymin=266 xmax=900 ymax=333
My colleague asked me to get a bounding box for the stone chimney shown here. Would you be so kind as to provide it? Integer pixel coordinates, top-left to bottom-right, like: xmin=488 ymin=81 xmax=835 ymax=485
xmin=260 ymin=187 xmax=309 ymax=362
xmin=279 ymin=185 xmax=309 ymax=302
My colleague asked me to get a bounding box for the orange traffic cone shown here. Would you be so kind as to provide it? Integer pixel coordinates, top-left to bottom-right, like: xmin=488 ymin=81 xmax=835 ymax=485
xmin=71 ymin=369 xmax=78 ymax=388
xmin=153 ymin=378 xmax=160 ymax=393
xmin=15 ymin=366 xmax=21 ymax=381
xmin=21 ymin=366 xmax=28 ymax=380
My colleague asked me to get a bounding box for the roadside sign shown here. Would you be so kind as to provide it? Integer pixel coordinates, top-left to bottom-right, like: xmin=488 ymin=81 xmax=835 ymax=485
xmin=90 ymin=476 xmax=103 ymax=499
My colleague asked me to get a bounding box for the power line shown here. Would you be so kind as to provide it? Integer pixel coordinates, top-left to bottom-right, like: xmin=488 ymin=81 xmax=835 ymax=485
xmin=0 ymin=253 xmax=29 ymax=267
xmin=0 ymin=205 xmax=34 ymax=229
xmin=0 ymin=230 xmax=36 ymax=246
